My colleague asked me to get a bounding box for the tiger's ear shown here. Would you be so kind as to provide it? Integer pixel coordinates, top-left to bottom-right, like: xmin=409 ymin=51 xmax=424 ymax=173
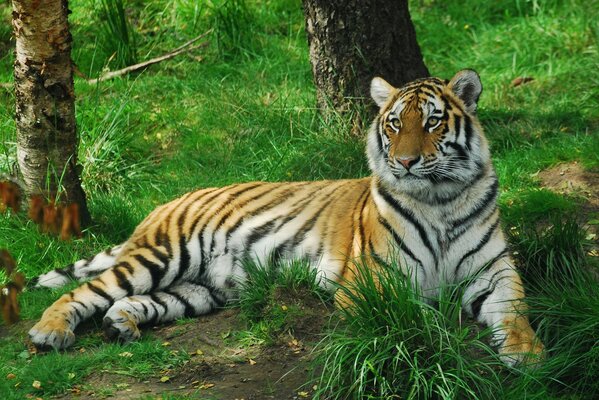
xmin=371 ymin=77 xmax=396 ymax=108
xmin=448 ymin=69 xmax=482 ymax=114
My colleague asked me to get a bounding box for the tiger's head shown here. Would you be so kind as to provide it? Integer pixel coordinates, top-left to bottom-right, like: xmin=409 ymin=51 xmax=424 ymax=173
xmin=367 ymin=70 xmax=491 ymax=201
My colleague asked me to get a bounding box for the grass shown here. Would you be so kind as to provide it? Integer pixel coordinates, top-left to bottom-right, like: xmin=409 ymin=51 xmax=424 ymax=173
xmin=0 ymin=0 xmax=597 ymax=398
xmin=235 ymin=258 xmax=331 ymax=345
xmin=315 ymin=261 xmax=506 ymax=400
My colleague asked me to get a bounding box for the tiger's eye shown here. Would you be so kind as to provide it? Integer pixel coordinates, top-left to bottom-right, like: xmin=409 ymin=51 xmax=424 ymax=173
xmin=428 ymin=116 xmax=440 ymax=127
xmin=389 ymin=118 xmax=401 ymax=131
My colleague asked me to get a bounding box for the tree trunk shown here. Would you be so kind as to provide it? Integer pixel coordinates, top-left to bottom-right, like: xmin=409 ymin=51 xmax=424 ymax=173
xmin=11 ymin=0 xmax=90 ymax=226
xmin=302 ymin=0 xmax=429 ymax=120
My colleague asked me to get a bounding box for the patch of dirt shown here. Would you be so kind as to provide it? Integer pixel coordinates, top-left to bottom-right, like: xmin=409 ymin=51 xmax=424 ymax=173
xmin=75 ymin=299 xmax=332 ymax=400
xmin=537 ymin=161 xmax=599 ymax=257
xmin=537 ymin=162 xmax=598 ymax=210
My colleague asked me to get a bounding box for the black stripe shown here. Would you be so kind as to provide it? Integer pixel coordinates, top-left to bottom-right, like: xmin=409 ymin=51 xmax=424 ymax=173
xmin=245 ymin=219 xmax=277 ymax=250
xmin=454 ymin=114 xmax=462 ymax=142
xmin=470 ymin=266 xmax=512 ymax=319
xmin=470 ymin=247 xmax=509 ymax=279
xmin=378 ymin=217 xmax=424 ymax=269
xmin=471 ymin=290 xmax=491 ymax=319
xmin=464 ymin=115 xmax=474 ymax=150
xmin=203 ymin=283 xmax=226 ymax=307
xmin=357 ymin=188 xmax=371 ymax=251
xmin=148 ymin=301 xmax=161 ymax=325
xmin=165 ymin=290 xmax=197 ymax=318
xmin=87 ymin=281 xmax=115 ymax=304
xmin=175 ymin=188 xmax=219 ymax=230
xmin=148 ymin=246 xmax=170 ymax=266
xmin=208 ymin=184 xmax=272 ymax=254
xmin=288 ymin=192 xmax=339 ymax=248
xmin=187 ymin=186 xmax=232 ymax=236
xmin=133 ymin=254 xmax=165 ymax=291
xmin=149 ymin=294 xmax=169 ymax=323
xmin=113 ymin=265 xmax=134 ymax=296
xmin=446 ymin=141 xmax=468 ymax=161
xmin=173 ymin=237 xmax=190 ymax=283
xmin=72 ymin=305 xmax=84 ymax=322
xmin=223 ymin=187 xmax=297 ymax=252
xmin=455 ymin=219 xmax=500 ymax=277
xmin=449 ymin=178 xmax=498 ymax=235
xmin=377 ymin=184 xmax=438 ymax=267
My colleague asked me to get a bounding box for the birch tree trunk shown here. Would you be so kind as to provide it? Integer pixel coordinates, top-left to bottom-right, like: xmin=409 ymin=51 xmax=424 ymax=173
xmin=12 ymin=0 xmax=90 ymax=225
xmin=302 ymin=0 xmax=429 ymax=122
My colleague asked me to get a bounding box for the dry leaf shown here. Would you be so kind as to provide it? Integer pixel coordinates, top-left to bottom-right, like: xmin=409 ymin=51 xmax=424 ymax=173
xmin=32 ymin=380 xmax=41 ymax=389
xmin=511 ymin=76 xmax=534 ymax=87
xmin=159 ymin=376 xmax=170 ymax=383
xmin=199 ymin=383 xmax=215 ymax=389
xmin=6 ymin=373 xmax=16 ymax=380
xmin=248 ymin=358 xmax=257 ymax=365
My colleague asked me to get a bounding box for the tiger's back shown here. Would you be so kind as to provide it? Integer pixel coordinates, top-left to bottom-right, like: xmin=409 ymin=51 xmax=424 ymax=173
xmin=121 ymin=178 xmax=373 ymax=295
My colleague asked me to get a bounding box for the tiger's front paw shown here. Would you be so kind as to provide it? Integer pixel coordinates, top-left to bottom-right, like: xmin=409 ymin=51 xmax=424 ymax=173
xmin=28 ymin=319 xmax=75 ymax=350
xmin=102 ymin=310 xmax=141 ymax=343
xmin=498 ymin=324 xmax=544 ymax=367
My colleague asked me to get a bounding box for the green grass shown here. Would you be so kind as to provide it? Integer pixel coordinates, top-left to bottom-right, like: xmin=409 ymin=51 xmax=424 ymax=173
xmin=315 ymin=261 xmax=506 ymax=400
xmin=0 ymin=0 xmax=598 ymax=398
xmin=236 ymin=258 xmax=331 ymax=345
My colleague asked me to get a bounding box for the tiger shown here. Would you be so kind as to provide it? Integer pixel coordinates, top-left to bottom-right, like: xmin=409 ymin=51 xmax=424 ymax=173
xmin=29 ymin=70 xmax=543 ymax=366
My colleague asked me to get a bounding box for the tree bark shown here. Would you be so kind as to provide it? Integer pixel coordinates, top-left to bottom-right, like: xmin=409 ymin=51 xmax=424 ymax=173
xmin=302 ymin=0 xmax=429 ymax=118
xmin=11 ymin=0 xmax=90 ymax=225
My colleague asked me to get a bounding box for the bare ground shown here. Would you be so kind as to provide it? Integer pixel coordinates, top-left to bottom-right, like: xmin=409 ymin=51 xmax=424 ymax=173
xmin=537 ymin=161 xmax=599 ymax=256
xmin=61 ymin=292 xmax=332 ymax=400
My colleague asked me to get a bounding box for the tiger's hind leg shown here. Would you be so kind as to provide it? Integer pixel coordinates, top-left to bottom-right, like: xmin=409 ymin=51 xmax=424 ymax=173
xmin=32 ymin=244 xmax=124 ymax=289
xmin=462 ymin=257 xmax=544 ymax=366
xmin=102 ymin=282 xmax=227 ymax=343
xmin=29 ymin=245 xmax=171 ymax=349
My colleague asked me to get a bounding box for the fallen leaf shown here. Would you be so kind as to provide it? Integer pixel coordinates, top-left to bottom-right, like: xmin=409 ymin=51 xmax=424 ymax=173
xmin=159 ymin=376 xmax=170 ymax=383
xmin=32 ymin=380 xmax=41 ymax=389
xmin=248 ymin=358 xmax=257 ymax=365
xmin=199 ymin=383 xmax=215 ymax=389
xmin=511 ymin=76 xmax=534 ymax=87
xmin=161 ymin=341 xmax=171 ymax=347
xmin=119 ymin=351 xmax=133 ymax=358
xmin=195 ymin=349 xmax=204 ymax=356
xmin=6 ymin=373 xmax=16 ymax=380
xmin=298 ymin=391 xmax=309 ymax=398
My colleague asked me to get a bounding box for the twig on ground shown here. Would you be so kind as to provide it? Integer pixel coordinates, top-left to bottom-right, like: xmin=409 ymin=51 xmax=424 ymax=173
xmin=86 ymin=29 xmax=212 ymax=85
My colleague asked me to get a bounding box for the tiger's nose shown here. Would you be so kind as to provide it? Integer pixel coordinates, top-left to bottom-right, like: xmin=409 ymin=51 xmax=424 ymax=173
xmin=398 ymin=156 xmax=419 ymax=170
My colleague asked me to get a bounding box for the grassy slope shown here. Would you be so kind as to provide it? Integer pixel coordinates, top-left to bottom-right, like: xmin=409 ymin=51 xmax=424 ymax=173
xmin=0 ymin=0 xmax=597 ymax=398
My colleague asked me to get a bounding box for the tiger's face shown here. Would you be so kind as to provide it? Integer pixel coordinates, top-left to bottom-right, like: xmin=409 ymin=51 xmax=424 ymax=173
xmin=367 ymin=70 xmax=491 ymax=200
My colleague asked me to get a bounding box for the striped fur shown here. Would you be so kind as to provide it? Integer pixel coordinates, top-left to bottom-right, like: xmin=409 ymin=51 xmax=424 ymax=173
xmin=29 ymin=70 xmax=543 ymax=365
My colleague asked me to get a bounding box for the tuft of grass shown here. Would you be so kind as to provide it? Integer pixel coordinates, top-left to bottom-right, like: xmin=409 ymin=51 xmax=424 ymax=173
xmin=98 ymin=0 xmax=138 ymax=68
xmin=237 ymin=258 xmax=331 ymax=344
xmin=209 ymin=0 xmax=259 ymax=59
xmin=507 ymin=217 xmax=599 ymax=397
xmin=315 ymin=260 xmax=506 ymax=400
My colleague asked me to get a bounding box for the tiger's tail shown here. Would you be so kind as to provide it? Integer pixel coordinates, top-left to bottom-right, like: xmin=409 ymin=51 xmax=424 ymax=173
xmin=30 ymin=244 xmax=124 ymax=288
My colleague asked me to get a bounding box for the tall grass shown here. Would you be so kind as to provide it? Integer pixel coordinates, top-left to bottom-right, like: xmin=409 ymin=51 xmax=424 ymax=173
xmin=99 ymin=0 xmax=138 ymax=68
xmin=209 ymin=0 xmax=259 ymax=59
xmin=315 ymin=260 xmax=506 ymax=400
xmin=236 ymin=259 xmax=331 ymax=344
xmin=508 ymin=217 xmax=599 ymax=397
